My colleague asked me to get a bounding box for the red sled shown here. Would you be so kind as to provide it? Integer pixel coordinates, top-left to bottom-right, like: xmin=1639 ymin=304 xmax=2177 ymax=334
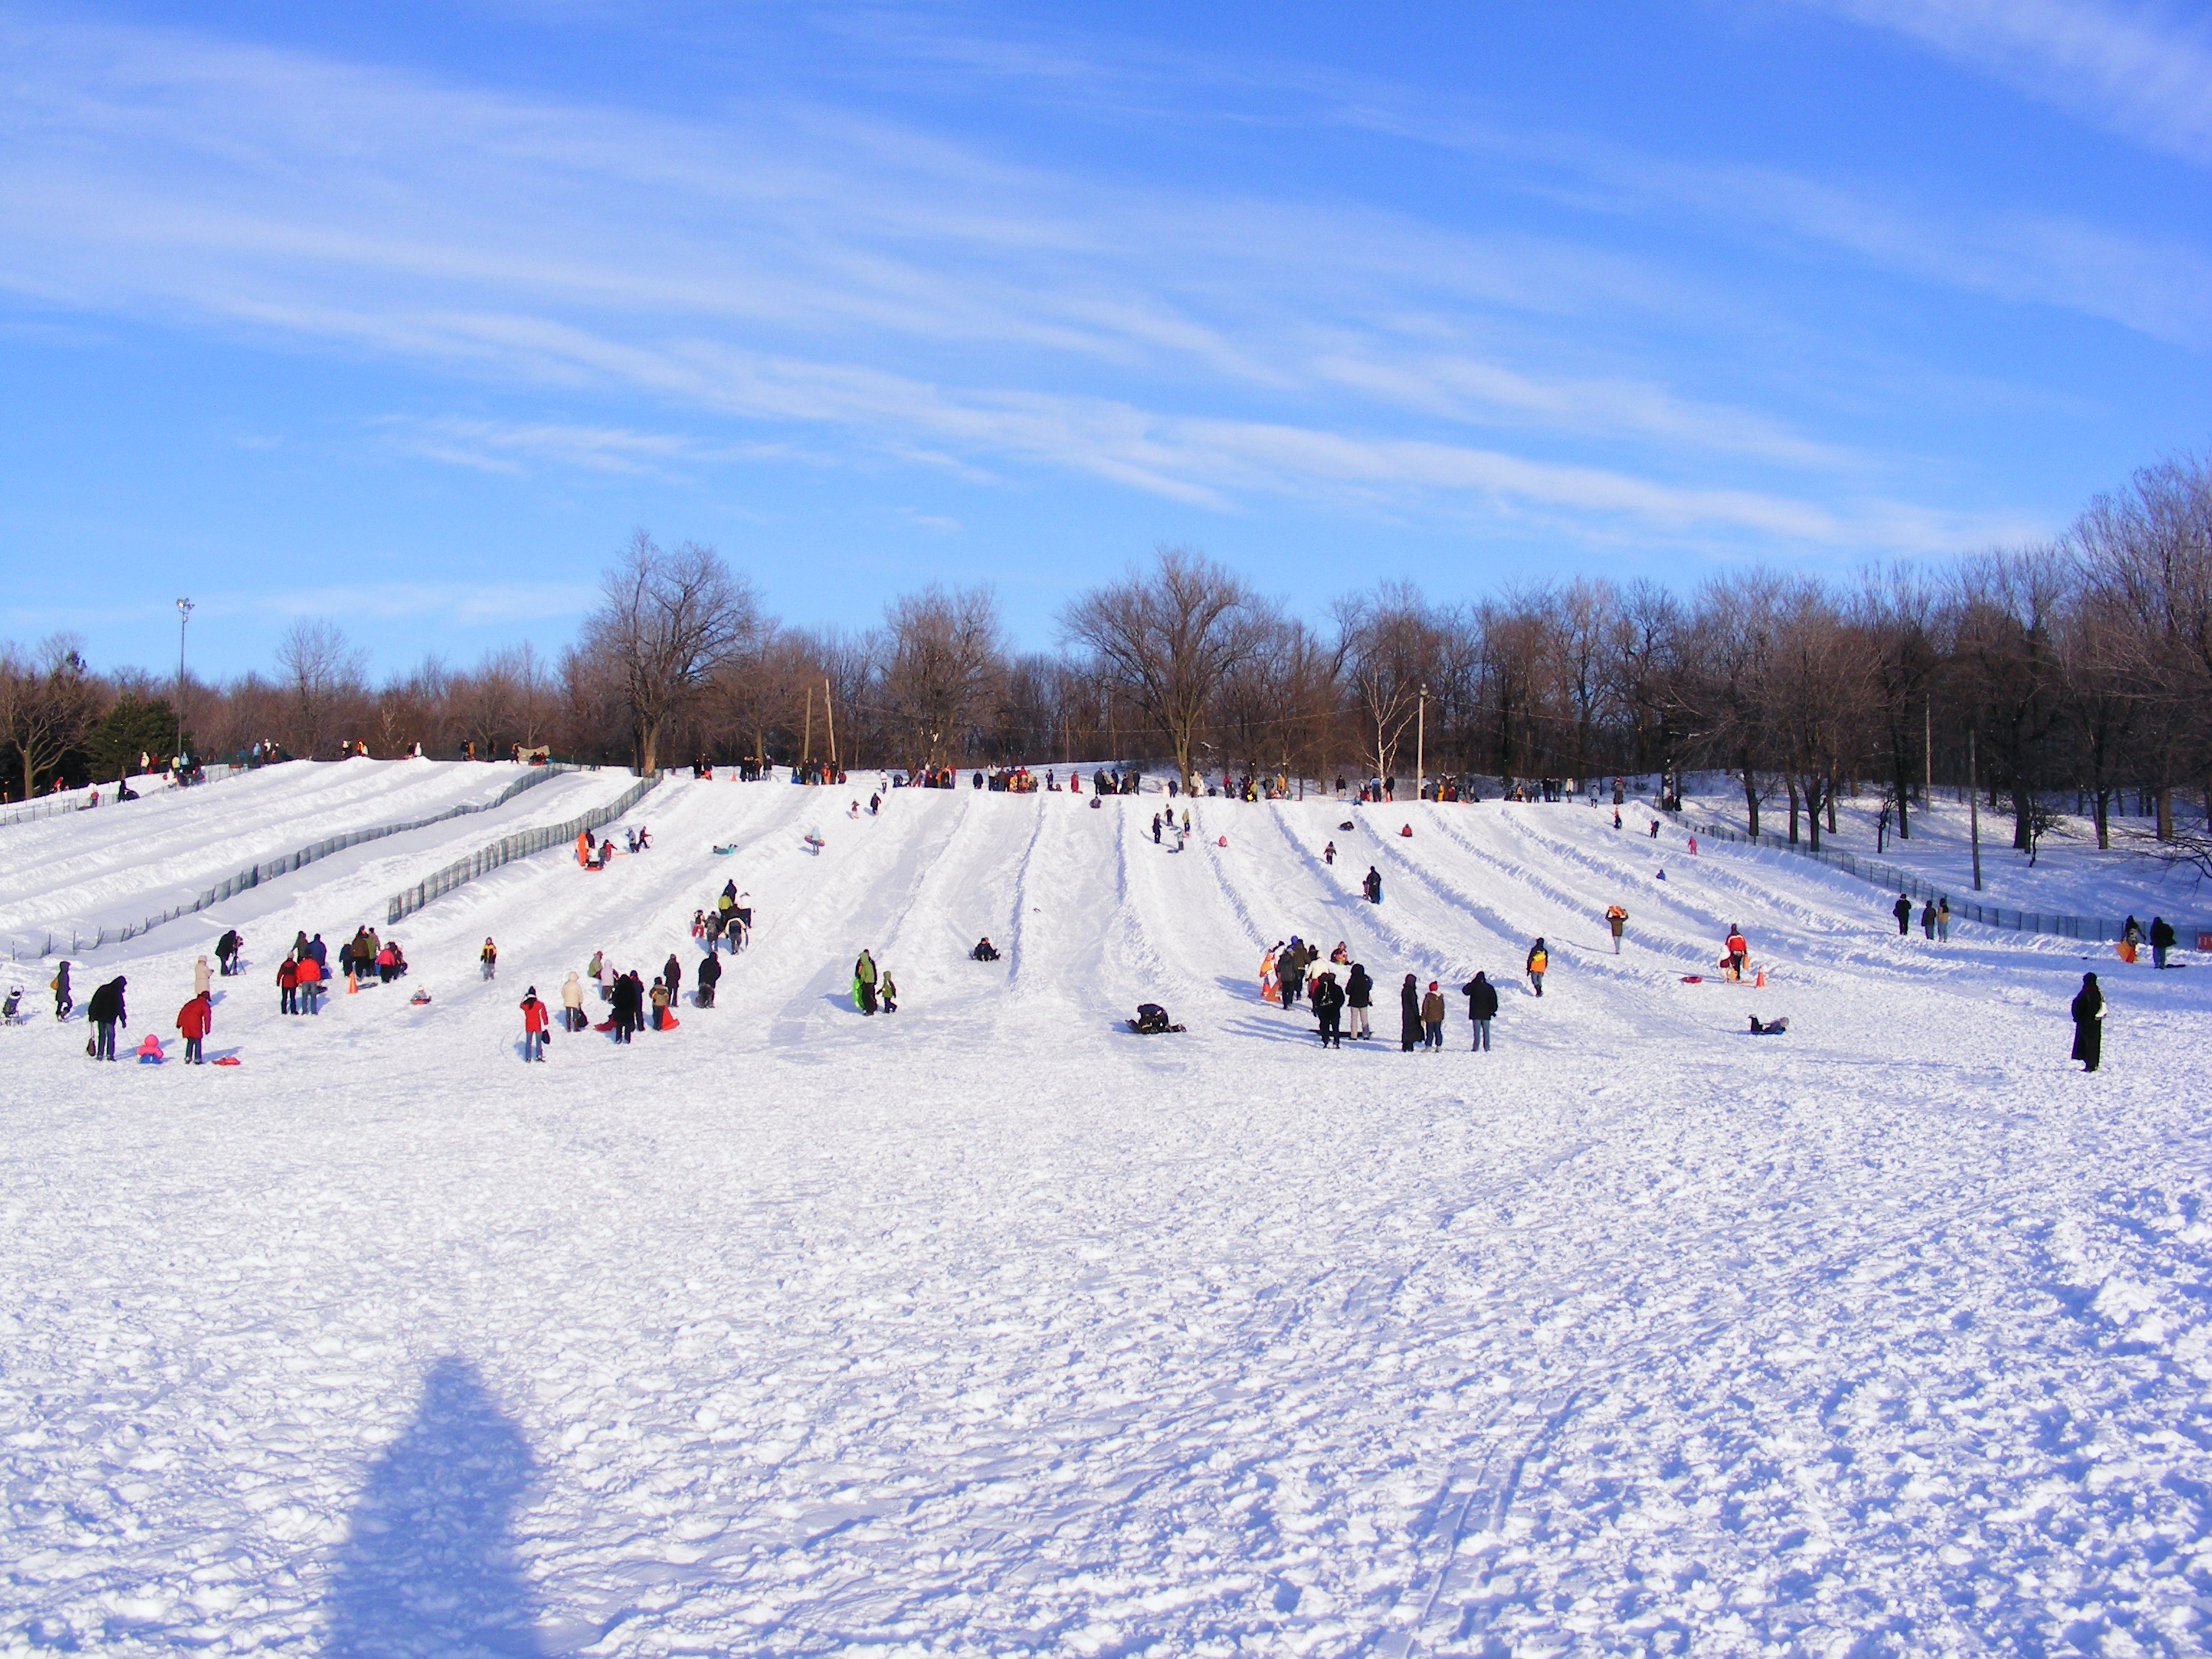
xmin=213 ymin=1056 xmax=242 ymax=1066
xmin=1680 ymin=974 xmax=1704 ymax=983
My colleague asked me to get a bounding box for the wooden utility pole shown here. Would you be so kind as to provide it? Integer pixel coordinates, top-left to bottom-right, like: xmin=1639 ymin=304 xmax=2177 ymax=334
xmin=802 ymin=686 xmax=814 ymax=781
xmin=1968 ymin=728 xmax=1982 ymax=892
xmin=823 ymin=677 xmax=839 ymax=776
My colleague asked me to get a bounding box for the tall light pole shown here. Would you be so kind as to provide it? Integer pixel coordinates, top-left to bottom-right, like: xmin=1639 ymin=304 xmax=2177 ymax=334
xmin=1415 ymin=683 xmax=1428 ymax=801
xmin=175 ymin=598 xmax=194 ymax=767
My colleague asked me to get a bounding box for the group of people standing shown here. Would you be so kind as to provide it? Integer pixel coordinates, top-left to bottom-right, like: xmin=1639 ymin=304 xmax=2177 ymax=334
xmin=1260 ymin=935 xmax=1512 ymax=1052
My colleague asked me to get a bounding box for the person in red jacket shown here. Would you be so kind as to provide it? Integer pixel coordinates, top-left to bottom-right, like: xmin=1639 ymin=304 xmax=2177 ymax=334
xmin=277 ymin=954 xmax=299 ymax=1015
xmin=1724 ymin=927 xmax=1749 ymax=981
xmin=176 ymin=990 xmax=212 ymax=1064
xmin=295 ymin=952 xmax=323 ymax=1015
xmin=520 ymin=986 xmax=549 ymax=1062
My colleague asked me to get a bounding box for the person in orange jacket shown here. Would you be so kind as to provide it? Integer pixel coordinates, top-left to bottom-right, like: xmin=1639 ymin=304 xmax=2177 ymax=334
xmin=1605 ymin=905 xmax=1627 ymax=953
xmin=519 ymin=986 xmax=549 ymax=1061
xmin=176 ymin=989 xmax=212 ymax=1064
xmin=1526 ymin=938 xmax=1549 ymax=997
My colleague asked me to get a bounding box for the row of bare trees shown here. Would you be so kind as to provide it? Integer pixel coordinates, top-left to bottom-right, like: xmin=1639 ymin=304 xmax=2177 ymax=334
xmin=9 ymin=461 xmax=2209 ymax=853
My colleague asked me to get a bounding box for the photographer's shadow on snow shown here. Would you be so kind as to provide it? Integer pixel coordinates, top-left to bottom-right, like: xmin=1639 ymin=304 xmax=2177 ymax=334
xmin=325 ymin=1355 xmax=542 ymax=1658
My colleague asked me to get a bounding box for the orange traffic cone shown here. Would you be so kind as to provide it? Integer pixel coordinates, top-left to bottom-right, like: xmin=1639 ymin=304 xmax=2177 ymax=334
xmin=1754 ymin=968 xmax=1766 ymax=988
xmin=346 ymin=971 xmax=358 ymax=995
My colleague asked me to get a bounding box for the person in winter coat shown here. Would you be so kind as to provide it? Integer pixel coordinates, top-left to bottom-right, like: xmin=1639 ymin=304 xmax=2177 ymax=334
xmin=1920 ymin=899 xmax=1937 ymax=940
xmin=51 ymin=959 xmax=72 ymax=1021
xmin=376 ymin=943 xmax=397 ymax=983
xmin=970 ymin=937 xmax=999 ymax=962
xmin=193 ymin=956 xmax=212 ymax=997
xmin=1399 ymin=974 xmax=1423 ymax=1051
xmin=520 ymin=987 xmax=550 ymax=1061
xmin=561 ymin=971 xmax=586 ymax=1030
xmin=1936 ymin=897 xmax=1950 ymax=942
xmin=1344 ymin=963 xmax=1373 ymax=1039
xmin=588 ymin=950 xmax=606 ymax=994
xmin=87 ymin=975 xmax=127 ymax=1061
xmin=663 ymin=953 xmax=683 ymax=1004
xmin=1460 ymin=971 xmax=1498 ymax=1051
xmin=295 ymin=953 xmax=323 ymax=1015
xmin=480 ymin=938 xmax=498 ymax=980
xmin=277 ymin=955 xmax=298 ymax=1015
xmin=1364 ymin=867 xmax=1384 ymax=904
xmin=1893 ymin=893 xmax=1913 ymax=935
xmin=1605 ymin=905 xmax=1627 ymax=954
xmin=2150 ymin=916 xmax=2177 ymax=970
xmin=176 ymin=989 xmax=212 ymax=1064
xmin=855 ymin=949 xmax=878 ymax=1015
xmin=1151 ymin=811 xmax=1163 ymax=844
xmin=2071 ymin=971 xmax=2103 ymax=1071
xmin=1526 ymin=938 xmax=1549 ymax=998
xmin=610 ymin=972 xmax=638 ymax=1043
xmin=648 ymin=976 xmax=671 ymax=1030
xmin=1421 ymin=981 xmax=1445 ymax=1049
xmin=1323 ymin=841 xmax=1336 ymax=866
xmin=215 ymin=930 xmax=241 ymax=976
xmin=1310 ymin=969 xmax=1345 ymax=1046
xmin=1725 ymin=927 xmax=1749 ymax=981
xmin=307 ymin=934 xmax=327 ymax=969
xmin=879 ymin=970 xmax=899 ymax=1013
xmin=696 ymin=951 xmax=721 ymax=1008
xmin=1280 ymin=941 xmax=1308 ymax=1011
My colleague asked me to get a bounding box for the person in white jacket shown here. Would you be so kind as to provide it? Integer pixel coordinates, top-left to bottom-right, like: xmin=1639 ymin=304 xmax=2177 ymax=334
xmin=561 ymin=971 xmax=587 ymax=1033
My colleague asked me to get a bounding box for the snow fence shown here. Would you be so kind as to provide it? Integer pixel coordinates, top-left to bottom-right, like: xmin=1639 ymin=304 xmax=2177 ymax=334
xmin=1687 ymin=816 xmax=2200 ymax=943
xmin=12 ymin=763 xmax=589 ymax=959
xmin=385 ymin=773 xmax=660 ymax=925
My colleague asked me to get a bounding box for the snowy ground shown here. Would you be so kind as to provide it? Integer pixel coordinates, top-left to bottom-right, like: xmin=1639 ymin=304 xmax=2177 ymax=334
xmin=5 ymin=768 xmax=2211 ymax=1656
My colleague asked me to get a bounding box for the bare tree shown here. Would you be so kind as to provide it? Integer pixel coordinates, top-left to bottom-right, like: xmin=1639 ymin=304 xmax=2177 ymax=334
xmin=0 ymin=634 xmax=101 ymax=799
xmin=274 ymin=619 xmax=367 ymax=757
xmin=879 ymin=585 xmax=1007 ymax=769
xmin=1336 ymin=583 xmax=1447 ymax=786
xmin=1061 ymin=546 xmax=1269 ymax=788
xmin=580 ymin=531 xmax=760 ymax=774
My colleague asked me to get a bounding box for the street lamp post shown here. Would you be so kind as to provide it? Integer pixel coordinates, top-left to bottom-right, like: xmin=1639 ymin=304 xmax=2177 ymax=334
xmin=174 ymin=598 xmax=194 ymax=768
xmin=1415 ymin=683 xmax=1428 ymax=801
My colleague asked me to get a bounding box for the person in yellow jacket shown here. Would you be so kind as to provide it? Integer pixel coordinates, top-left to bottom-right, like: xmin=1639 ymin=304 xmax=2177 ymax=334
xmin=480 ymin=938 xmax=498 ymax=981
xmin=1527 ymin=938 xmax=1549 ymax=998
xmin=1605 ymin=905 xmax=1627 ymax=954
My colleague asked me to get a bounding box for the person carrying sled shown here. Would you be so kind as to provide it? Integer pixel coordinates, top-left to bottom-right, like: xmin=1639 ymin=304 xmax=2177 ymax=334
xmin=855 ymin=949 xmax=879 ymax=1015
xmin=1526 ymin=938 xmax=1549 ymax=998
xmin=520 ymin=987 xmax=550 ymax=1061
xmin=87 ymin=974 xmax=127 ymax=1061
xmin=1344 ymin=963 xmax=1373 ymax=1040
xmin=2071 ymin=972 xmax=2103 ymax=1072
xmin=1460 ymin=971 xmax=1498 ymax=1051
xmin=648 ymin=976 xmax=671 ymax=1030
xmin=1605 ymin=905 xmax=1627 ymax=954
xmin=1310 ymin=969 xmax=1345 ymax=1047
xmin=1892 ymin=892 xmax=1912 ymax=935
xmin=50 ymin=959 xmax=73 ymax=1022
xmin=1421 ymin=981 xmax=1445 ymax=1050
xmin=176 ymin=987 xmax=212 ymax=1064
xmin=1725 ymin=927 xmax=1748 ymax=982
xmin=1398 ymin=974 xmax=1423 ymax=1051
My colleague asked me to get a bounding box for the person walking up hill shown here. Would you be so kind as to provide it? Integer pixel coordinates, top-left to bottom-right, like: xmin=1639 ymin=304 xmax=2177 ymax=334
xmin=1344 ymin=963 xmax=1373 ymax=1040
xmin=1605 ymin=906 xmax=1627 ymax=953
xmin=2071 ymin=973 xmax=2103 ymax=1072
xmin=1526 ymin=938 xmax=1549 ymax=998
xmin=1460 ymin=971 xmax=1498 ymax=1051
xmin=480 ymin=938 xmax=498 ymax=980
xmin=51 ymin=959 xmax=72 ymax=1022
xmin=1310 ymin=970 xmax=1344 ymax=1047
xmin=520 ymin=987 xmax=550 ymax=1061
xmin=855 ymin=949 xmax=879 ymax=1015
xmin=1892 ymin=893 xmax=1912 ymax=935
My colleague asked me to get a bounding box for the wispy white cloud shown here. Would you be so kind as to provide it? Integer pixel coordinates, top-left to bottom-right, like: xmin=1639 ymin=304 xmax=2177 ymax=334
xmin=0 ymin=10 xmax=2131 ymax=561
xmin=1801 ymin=0 xmax=2212 ymax=167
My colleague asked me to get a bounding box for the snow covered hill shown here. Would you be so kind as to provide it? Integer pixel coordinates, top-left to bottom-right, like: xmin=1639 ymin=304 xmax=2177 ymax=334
xmin=4 ymin=765 xmax=2209 ymax=1655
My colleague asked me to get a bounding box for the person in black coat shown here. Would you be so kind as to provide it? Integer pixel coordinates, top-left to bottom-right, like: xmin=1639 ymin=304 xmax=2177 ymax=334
xmin=1310 ymin=970 xmax=1345 ymax=1047
xmin=1892 ymin=893 xmax=1912 ymax=935
xmin=87 ymin=974 xmax=127 ymax=1061
xmin=1398 ymin=973 xmax=1422 ymax=1051
xmin=663 ymin=953 xmax=683 ymax=1003
xmin=1344 ymin=963 xmax=1373 ymax=1039
xmin=611 ymin=972 xmax=639 ymax=1043
xmin=1364 ymin=867 xmax=1383 ymax=904
xmin=696 ymin=950 xmax=721 ymax=1007
xmin=2071 ymin=972 xmax=2103 ymax=1072
xmin=1460 ymin=971 xmax=1498 ymax=1051
xmin=2150 ymin=916 xmax=2176 ymax=969
xmin=51 ymin=959 xmax=73 ymax=1020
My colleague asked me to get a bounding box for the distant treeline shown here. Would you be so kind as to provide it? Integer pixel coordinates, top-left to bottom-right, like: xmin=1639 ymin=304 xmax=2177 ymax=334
xmin=5 ymin=455 xmax=2209 ymax=857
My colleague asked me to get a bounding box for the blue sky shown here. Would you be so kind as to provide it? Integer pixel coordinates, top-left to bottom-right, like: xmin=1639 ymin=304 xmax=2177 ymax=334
xmin=3 ymin=1 xmax=2208 ymax=678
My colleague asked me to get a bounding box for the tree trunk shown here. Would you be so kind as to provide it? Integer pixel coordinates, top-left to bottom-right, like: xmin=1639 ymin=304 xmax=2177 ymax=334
xmin=1785 ymin=773 xmax=1800 ymax=845
xmin=2094 ymin=789 xmax=2110 ymax=850
xmin=1807 ymin=775 xmax=1827 ymax=851
xmin=2011 ymin=783 xmax=2033 ymax=852
xmin=2158 ymin=786 xmax=2174 ymax=842
xmin=1740 ymin=760 xmax=1760 ymax=838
